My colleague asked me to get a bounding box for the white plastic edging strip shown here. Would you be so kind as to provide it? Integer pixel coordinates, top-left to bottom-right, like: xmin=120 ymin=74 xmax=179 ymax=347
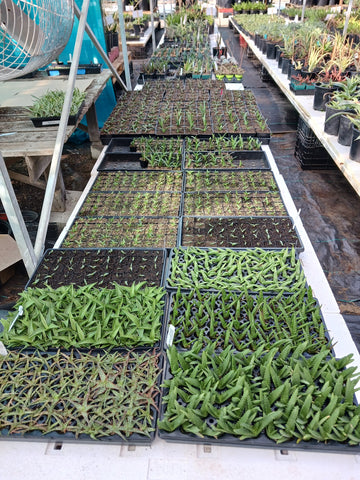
xmin=54 ymin=146 xmax=106 ymax=248
xmin=264 ymin=145 xmax=360 ymax=392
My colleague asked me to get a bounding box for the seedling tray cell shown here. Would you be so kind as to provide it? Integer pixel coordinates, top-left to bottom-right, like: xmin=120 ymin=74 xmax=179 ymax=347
xmin=0 ymin=349 xmax=162 ymax=444
xmin=184 ymin=170 xmax=279 ymax=192
xmin=165 ymin=247 xmax=306 ymax=293
xmin=62 ymin=216 xmax=180 ymax=249
xmin=26 ymin=248 xmax=167 ymax=289
xmin=78 ymin=192 xmax=182 ymax=217
xmin=183 ymin=191 xmax=287 ymax=217
xmin=92 ymin=171 xmax=184 ymax=193
xmin=180 ymin=216 xmax=303 ymax=251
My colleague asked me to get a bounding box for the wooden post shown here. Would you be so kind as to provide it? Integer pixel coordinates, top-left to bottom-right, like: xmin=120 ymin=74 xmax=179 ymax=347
xmin=0 ymin=152 xmax=37 ymax=276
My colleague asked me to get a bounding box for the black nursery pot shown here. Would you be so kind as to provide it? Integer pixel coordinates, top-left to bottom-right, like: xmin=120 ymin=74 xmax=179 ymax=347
xmin=350 ymin=126 xmax=360 ymax=161
xmin=281 ymin=58 xmax=291 ymax=76
xmin=266 ymin=42 xmax=277 ymax=60
xmin=337 ymin=115 xmax=354 ymax=146
xmin=261 ymin=39 xmax=267 ymax=54
xmin=324 ymin=103 xmax=342 ymax=136
xmin=313 ymin=83 xmax=335 ymax=111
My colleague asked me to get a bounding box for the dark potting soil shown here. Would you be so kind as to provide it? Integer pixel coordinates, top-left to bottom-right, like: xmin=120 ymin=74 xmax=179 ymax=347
xmin=27 ymin=249 xmax=166 ymax=289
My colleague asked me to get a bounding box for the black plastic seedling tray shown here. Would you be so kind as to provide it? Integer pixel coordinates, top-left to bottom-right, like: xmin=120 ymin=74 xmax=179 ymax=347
xmin=26 ymin=247 xmax=167 ymax=289
xmin=183 ymin=150 xmax=270 ymax=170
xmin=158 ymin=356 xmax=359 ymax=453
xmin=4 ymin=292 xmax=168 ymax=353
xmin=179 ymin=216 xmax=304 ymax=251
xmin=164 ymin=289 xmax=331 ymax=354
xmin=0 ymin=349 xmax=163 ymax=445
xmin=98 ymin=150 xmax=147 ymax=171
xmin=164 ymin=246 xmax=305 ymax=293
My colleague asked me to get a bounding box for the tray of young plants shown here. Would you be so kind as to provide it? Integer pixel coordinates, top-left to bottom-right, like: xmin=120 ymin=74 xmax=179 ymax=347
xmin=0 ymin=283 xmax=166 ymax=352
xmin=183 ymin=151 xmax=270 ymax=170
xmin=77 ymin=192 xmax=182 ymax=217
xmin=164 ymin=287 xmax=330 ymax=355
xmin=165 ymin=247 xmax=305 ymax=293
xmin=184 ymin=170 xmax=278 ymax=192
xmin=61 ymin=216 xmax=180 ymax=249
xmin=130 ymin=137 xmax=184 ymax=170
xmin=185 ymin=134 xmax=263 ymax=153
xmin=28 ymin=88 xmax=86 ymax=127
xmin=91 ymin=171 xmax=184 ymax=193
xmin=180 ymin=216 xmax=303 ymax=250
xmin=26 ymin=248 xmax=166 ymax=289
xmin=183 ymin=191 xmax=287 ymax=217
xmin=0 ymin=349 xmax=163 ymax=444
xmin=158 ymin=343 xmax=360 ymax=451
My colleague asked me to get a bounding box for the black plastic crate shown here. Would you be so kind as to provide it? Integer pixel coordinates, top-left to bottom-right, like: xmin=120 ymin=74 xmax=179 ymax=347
xmin=296 ymin=117 xmax=323 ymax=148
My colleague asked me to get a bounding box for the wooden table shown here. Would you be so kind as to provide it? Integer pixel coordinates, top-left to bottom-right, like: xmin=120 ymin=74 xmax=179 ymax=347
xmin=0 ymin=69 xmax=112 ymax=211
xmin=230 ymin=17 xmax=360 ymax=198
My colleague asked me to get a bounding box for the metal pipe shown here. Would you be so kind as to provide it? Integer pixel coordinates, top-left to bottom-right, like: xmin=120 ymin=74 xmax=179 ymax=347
xmin=0 ymin=153 xmax=37 ymax=276
xmin=116 ymin=0 xmax=132 ymax=91
xmin=342 ymin=0 xmax=354 ymax=39
xmin=301 ymin=0 xmax=306 ymax=23
xmin=149 ymin=0 xmax=156 ymax=54
xmin=74 ymin=3 xmax=128 ymax=91
xmin=34 ymin=0 xmax=90 ymax=259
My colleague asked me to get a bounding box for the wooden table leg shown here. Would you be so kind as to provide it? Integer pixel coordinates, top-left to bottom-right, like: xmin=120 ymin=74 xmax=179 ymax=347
xmin=86 ymin=103 xmax=103 ymax=159
xmin=44 ymin=166 xmax=66 ymax=212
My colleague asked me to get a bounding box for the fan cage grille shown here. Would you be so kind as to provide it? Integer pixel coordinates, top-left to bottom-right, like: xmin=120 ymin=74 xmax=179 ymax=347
xmin=0 ymin=0 xmax=74 ymax=80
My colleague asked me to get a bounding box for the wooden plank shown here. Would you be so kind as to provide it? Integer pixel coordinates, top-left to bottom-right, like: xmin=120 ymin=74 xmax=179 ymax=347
xmin=0 ymin=70 xmax=112 ymax=158
xmin=7 ymin=171 xmax=46 ymax=189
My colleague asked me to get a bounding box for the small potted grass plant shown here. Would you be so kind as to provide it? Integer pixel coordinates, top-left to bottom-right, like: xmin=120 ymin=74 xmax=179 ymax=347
xmin=28 ymin=87 xmax=86 ymax=127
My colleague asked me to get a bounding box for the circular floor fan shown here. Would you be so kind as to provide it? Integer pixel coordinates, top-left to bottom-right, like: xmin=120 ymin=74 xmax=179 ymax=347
xmin=0 ymin=0 xmax=74 ymax=80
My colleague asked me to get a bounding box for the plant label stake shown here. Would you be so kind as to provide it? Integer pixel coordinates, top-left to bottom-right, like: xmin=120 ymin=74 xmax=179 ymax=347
xmin=0 ymin=342 xmax=7 ymax=356
xmin=8 ymin=305 xmax=23 ymax=332
xmin=293 ymin=209 xmax=301 ymax=228
xmin=166 ymin=325 xmax=175 ymax=348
